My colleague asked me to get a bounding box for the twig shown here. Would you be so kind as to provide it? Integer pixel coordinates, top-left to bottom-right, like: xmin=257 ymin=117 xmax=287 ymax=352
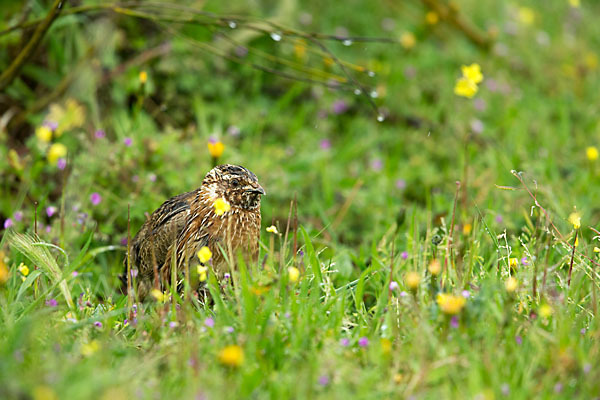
xmin=443 ymin=181 xmax=461 ymax=287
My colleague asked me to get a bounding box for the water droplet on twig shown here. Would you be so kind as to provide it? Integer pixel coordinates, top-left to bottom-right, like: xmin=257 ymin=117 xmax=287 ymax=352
xmin=270 ymin=32 xmax=282 ymax=41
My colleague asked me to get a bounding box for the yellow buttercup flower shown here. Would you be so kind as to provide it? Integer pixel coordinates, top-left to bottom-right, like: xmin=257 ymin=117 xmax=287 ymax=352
xmin=213 ymin=198 xmax=231 ymax=216
xmin=586 ymin=146 xmax=598 ymax=161
xmin=218 ymin=344 xmax=244 ymax=367
xmin=294 ymin=39 xmax=307 ymax=60
xmin=197 ymin=246 xmax=212 ymax=263
xmin=151 ymin=289 xmax=168 ymax=303
xmin=505 ymin=276 xmax=518 ymax=293
xmin=266 ymin=225 xmax=278 ymax=234
xmin=518 ymin=7 xmax=535 ymax=25
xmin=81 ymin=340 xmax=100 ymax=356
xmin=594 ymin=247 xmax=600 ymax=253
xmin=428 ymin=259 xmax=441 ymax=276
xmin=461 ymin=64 xmax=483 ymax=84
xmin=139 ymin=70 xmax=148 ymax=84
xmin=508 ymin=258 xmax=518 ymax=269
xmin=568 ymin=212 xmax=581 ymax=229
xmin=436 ymin=293 xmax=466 ymax=315
xmin=288 ymin=267 xmax=300 ymax=283
xmin=454 ymin=77 xmax=478 ymax=98
xmin=539 ymin=303 xmax=553 ymax=318
xmin=18 ymin=263 xmax=30 ymax=276
xmin=569 ymin=0 xmax=580 ymax=8
xmin=380 ymin=338 xmax=392 ymax=354
xmin=404 ymin=271 xmax=420 ymax=290
xmin=400 ymin=32 xmax=416 ymax=49
xmin=36 ymin=126 xmax=52 ymax=143
xmin=0 ymin=252 xmax=9 ymax=285
xmin=32 ymin=385 xmax=58 ymax=400
xmin=425 ymin=11 xmax=439 ymax=25
xmin=207 ymin=140 xmax=225 ymax=158
xmin=197 ymin=266 xmax=208 ymax=282
xmin=463 ymin=223 xmax=472 ymax=235
xmin=47 ymin=143 xmax=67 ymax=165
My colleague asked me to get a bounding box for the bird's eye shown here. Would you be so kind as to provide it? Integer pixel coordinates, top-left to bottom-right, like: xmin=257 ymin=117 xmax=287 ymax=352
xmin=231 ymin=179 xmax=240 ymax=187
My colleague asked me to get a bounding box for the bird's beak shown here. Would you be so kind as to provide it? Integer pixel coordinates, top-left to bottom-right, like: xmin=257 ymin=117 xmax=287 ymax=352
xmin=246 ymin=185 xmax=266 ymax=195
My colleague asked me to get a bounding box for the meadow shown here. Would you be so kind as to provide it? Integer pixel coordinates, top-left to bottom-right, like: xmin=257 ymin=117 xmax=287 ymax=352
xmin=1 ymin=0 xmax=599 ymax=398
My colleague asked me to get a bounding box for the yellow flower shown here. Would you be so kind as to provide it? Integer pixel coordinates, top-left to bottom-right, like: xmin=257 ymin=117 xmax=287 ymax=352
xmin=568 ymin=212 xmax=581 ymax=229
xmin=197 ymin=266 xmax=208 ymax=282
xmin=35 ymin=126 xmax=52 ymax=143
xmin=461 ymin=63 xmax=483 ymax=84
xmin=400 ymin=32 xmax=416 ymax=49
xmin=428 ymin=259 xmax=441 ymax=276
xmin=594 ymin=247 xmax=600 ymax=253
xmin=539 ymin=303 xmax=553 ymax=318
xmin=505 ymin=276 xmax=518 ymax=293
xmin=288 ymin=266 xmax=300 ymax=283
xmin=213 ymin=198 xmax=231 ymax=216
xmin=81 ymin=340 xmax=100 ymax=356
xmin=139 ymin=70 xmax=147 ymax=84
xmin=518 ymin=7 xmax=535 ymax=25
xmin=0 ymin=252 xmax=9 ymax=284
xmin=197 ymin=246 xmax=213 ymax=263
xmin=32 ymin=385 xmax=58 ymax=400
xmin=454 ymin=77 xmax=478 ymax=98
xmin=436 ymin=293 xmax=466 ymax=315
xmin=218 ymin=344 xmax=244 ymax=367
xmin=575 ymin=236 xmax=579 ymax=247
xmin=404 ymin=271 xmax=420 ymax=290
xmin=207 ymin=140 xmax=225 ymax=158
xmin=586 ymin=146 xmax=598 ymax=161
xmin=508 ymin=258 xmax=518 ymax=269
xmin=425 ymin=11 xmax=439 ymax=25
xmin=294 ymin=39 xmax=307 ymax=60
xmin=18 ymin=263 xmax=30 ymax=276
xmin=47 ymin=143 xmax=67 ymax=165
xmin=151 ymin=289 xmax=168 ymax=303
xmin=463 ymin=223 xmax=472 ymax=235
xmin=8 ymin=149 xmax=24 ymax=171
xmin=569 ymin=0 xmax=580 ymax=7
xmin=266 ymin=225 xmax=278 ymax=234
xmin=380 ymin=338 xmax=392 ymax=354
xmin=48 ymin=99 xmax=85 ymax=137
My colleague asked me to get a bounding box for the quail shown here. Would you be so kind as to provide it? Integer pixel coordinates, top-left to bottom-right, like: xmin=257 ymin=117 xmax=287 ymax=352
xmin=126 ymin=164 xmax=265 ymax=299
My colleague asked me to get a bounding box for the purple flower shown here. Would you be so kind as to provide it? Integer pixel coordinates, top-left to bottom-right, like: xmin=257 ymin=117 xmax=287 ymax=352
xmin=485 ymin=79 xmax=499 ymax=92
xmin=515 ymin=335 xmax=522 ymax=345
xmin=580 ymin=328 xmax=586 ymax=335
xmin=461 ymin=290 xmax=470 ymax=298
xmin=90 ymin=192 xmax=102 ymax=206
xmin=473 ymin=98 xmax=487 ymax=112
xmin=148 ymin=173 xmax=157 ymax=182
xmin=72 ymin=271 xmax=79 ymax=277
xmin=94 ymin=129 xmax=106 ymax=139
xmin=501 ymin=383 xmax=510 ymax=396
xmin=320 ymin=139 xmax=331 ymax=150
xmin=470 ymin=119 xmax=484 ymax=134
xmin=225 ymin=326 xmax=234 ymax=333
xmin=46 ymin=206 xmax=57 ymax=217
xmin=389 ymin=281 xmax=399 ymax=291
xmin=227 ymin=125 xmax=241 ymax=137
xmin=131 ymin=269 xmax=138 ymax=278
xmin=450 ymin=316 xmax=459 ymax=328
xmin=123 ymin=137 xmax=133 ymax=147
xmin=583 ymin=363 xmax=591 ymax=374
xmin=521 ymin=257 xmax=529 ymax=266
xmin=13 ymin=211 xmax=23 ymax=221
xmin=204 ymin=317 xmax=215 ymax=328
xmin=399 ymin=291 xmax=408 ymax=297
xmin=4 ymin=219 xmax=13 ymax=229
xmin=554 ymin=383 xmax=563 ymax=393
xmin=132 ymin=175 xmax=139 ymax=183
xmin=120 ymin=237 xmax=129 ymax=246
xmin=331 ymin=99 xmax=349 ymax=115
xmin=284 ymin=312 xmax=291 ymax=319
xmin=224 ymin=273 xmax=231 ymax=280
xmin=401 ymin=251 xmax=408 ymax=260
xmin=45 ymin=299 xmax=58 ymax=307
xmin=94 ymin=321 xmax=103 ymax=328
xmin=358 ymin=337 xmax=369 ymax=347
xmin=395 ymin=179 xmax=406 ymax=190
xmin=43 ymin=120 xmax=58 ymax=131
xmin=45 ymin=226 xmax=51 ymax=233
xmin=370 ymin=158 xmax=383 ymax=171
xmin=339 ymin=338 xmax=350 ymax=347
xmin=57 ymin=158 xmax=67 ymax=170
xmin=318 ymin=375 xmax=330 ymax=386
xmin=169 ymin=321 xmax=178 ymax=328
xmin=495 ymin=214 xmax=503 ymax=224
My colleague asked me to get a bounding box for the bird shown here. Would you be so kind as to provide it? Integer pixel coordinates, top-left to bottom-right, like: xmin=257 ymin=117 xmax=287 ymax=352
xmin=125 ymin=164 xmax=265 ymax=300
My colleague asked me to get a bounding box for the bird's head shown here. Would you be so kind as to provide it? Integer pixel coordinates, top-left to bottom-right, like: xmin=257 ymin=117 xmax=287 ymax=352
xmin=202 ymin=164 xmax=265 ymax=210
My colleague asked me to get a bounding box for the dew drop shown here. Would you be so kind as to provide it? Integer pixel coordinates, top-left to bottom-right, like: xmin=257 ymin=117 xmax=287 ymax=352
xmin=353 ymin=88 xmax=362 ymax=95
xmin=342 ymin=39 xmax=353 ymax=46
xmin=377 ymin=114 xmax=385 ymax=122
xmin=367 ymin=70 xmax=375 ymax=77
xmin=270 ymin=32 xmax=282 ymax=41
xmin=228 ymin=21 xmax=237 ymax=29
xmin=370 ymin=90 xmax=378 ymax=98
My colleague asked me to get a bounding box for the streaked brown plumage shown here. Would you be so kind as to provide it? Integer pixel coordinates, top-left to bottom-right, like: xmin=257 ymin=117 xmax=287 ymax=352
xmin=127 ymin=164 xmax=264 ymax=299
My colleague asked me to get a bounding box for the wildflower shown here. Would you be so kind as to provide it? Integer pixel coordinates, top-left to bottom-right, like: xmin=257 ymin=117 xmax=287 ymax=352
xmin=151 ymin=289 xmax=168 ymax=303
xmin=90 ymin=192 xmax=102 ymax=206
xmin=425 ymin=11 xmax=439 ymax=25
xmin=32 ymin=385 xmax=58 ymax=400
xmin=8 ymin=149 xmax=23 ymax=171
xmin=399 ymin=291 xmax=408 ymax=297
xmin=568 ymin=212 xmax=581 ymax=229
xmin=436 ymin=293 xmax=466 ymax=315
xmin=370 ymin=158 xmax=383 ymax=171
xmin=288 ymin=267 xmax=300 ymax=283
xmin=57 ymin=158 xmax=67 ymax=170
xmin=204 ymin=317 xmax=215 ymax=328
xmin=0 ymin=255 xmax=9 ymax=285
xmin=331 ymin=99 xmax=349 ymax=115
xmin=94 ymin=129 xmax=106 ymax=139
xmin=81 ymin=340 xmax=100 ymax=356
xmin=318 ymin=375 xmax=330 ymax=386
xmin=36 ymin=126 xmax=52 ymax=143
xmin=224 ymin=272 xmax=231 ymax=280
xmin=586 ymin=146 xmax=598 ymax=161
xmin=508 ymin=258 xmax=518 ymax=269
xmin=495 ymin=214 xmax=503 ymax=224
xmin=401 ymin=251 xmax=408 ymax=260
xmin=505 ymin=276 xmax=518 ymax=293
xmin=517 ymin=7 xmax=535 ymax=25
xmin=225 ymin=326 xmax=234 ymax=333
xmin=554 ymin=383 xmax=563 ymax=393
xmin=428 ymin=259 xmax=441 ymax=276
xmin=4 ymin=219 xmax=14 ymax=229
xmin=197 ymin=266 xmax=208 ymax=282
xmin=395 ymin=179 xmax=406 ymax=189
xmin=266 ymin=225 xmax=279 ymax=234
xmin=461 ymin=64 xmax=483 ymax=84
xmin=515 ymin=335 xmax=523 ymax=345
xmin=197 ymin=246 xmax=213 ymax=263
xmin=18 ymin=263 xmax=30 ymax=277
xmin=454 ymin=77 xmax=478 ymax=98
xmin=169 ymin=321 xmax=178 ymax=328
xmin=47 ymin=143 xmax=67 ymax=165
xmin=389 ymin=281 xmax=399 ymax=291
xmin=539 ymin=303 xmax=553 ymax=318
xmin=400 ymin=32 xmax=416 ymax=49
xmin=218 ymin=345 xmax=244 ymax=367
xmin=320 ymin=139 xmax=331 ymax=150
xmin=380 ymin=338 xmax=392 ymax=354
xmin=358 ymin=337 xmax=369 ymax=347
xmin=461 ymin=290 xmax=470 ymax=298
xmin=45 ymin=299 xmax=58 ymax=307
xmin=463 ymin=223 xmax=472 ymax=235
xmin=594 ymin=247 xmax=600 ymax=253
xmin=404 ymin=271 xmax=420 ymax=290
xmin=450 ymin=316 xmax=459 ymax=328
xmin=470 ymin=119 xmax=484 ymax=134
xmin=139 ymin=70 xmax=148 ymax=84
xmin=93 ymin=321 xmax=103 ymax=328
xmin=521 ymin=257 xmax=529 ymax=266
xmin=123 ymin=137 xmax=133 ymax=146
xmin=213 ymin=198 xmax=231 ymax=216
xmin=339 ymin=338 xmax=350 ymax=347
xmin=569 ymin=0 xmax=580 ymax=7
xmin=46 ymin=206 xmax=57 ymax=217
xmin=207 ymin=140 xmax=225 ymax=158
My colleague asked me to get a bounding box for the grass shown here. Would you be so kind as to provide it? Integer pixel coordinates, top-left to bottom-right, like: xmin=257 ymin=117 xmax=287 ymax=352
xmin=1 ymin=0 xmax=600 ymax=398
